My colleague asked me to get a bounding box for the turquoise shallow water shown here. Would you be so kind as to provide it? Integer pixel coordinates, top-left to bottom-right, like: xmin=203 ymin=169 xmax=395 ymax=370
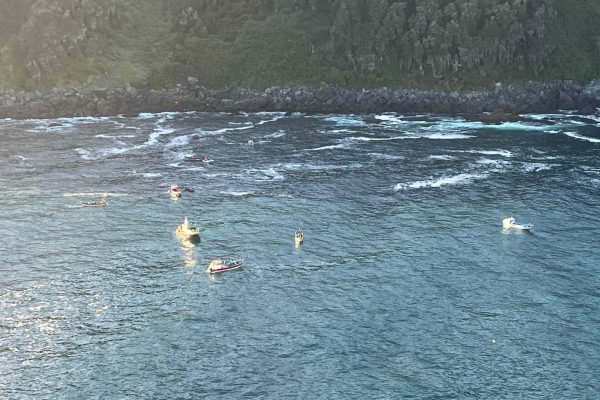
xmin=1 ymin=112 xmax=599 ymax=399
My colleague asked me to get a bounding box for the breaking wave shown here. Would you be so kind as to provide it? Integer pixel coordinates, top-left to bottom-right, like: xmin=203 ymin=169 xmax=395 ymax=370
xmin=394 ymin=173 xmax=488 ymax=190
xmin=563 ymin=131 xmax=600 ymax=143
xmin=306 ymin=143 xmax=348 ymax=152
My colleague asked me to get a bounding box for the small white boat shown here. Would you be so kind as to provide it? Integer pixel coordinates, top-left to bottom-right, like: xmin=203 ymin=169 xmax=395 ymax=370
xmin=202 ymin=157 xmax=214 ymax=164
xmin=503 ymin=217 xmax=533 ymax=231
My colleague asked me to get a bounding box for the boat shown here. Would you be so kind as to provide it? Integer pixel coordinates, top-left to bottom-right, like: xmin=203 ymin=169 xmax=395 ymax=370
xmin=503 ymin=217 xmax=533 ymax=231
xmin=169 ymin=184 xmax=182 ymax=198
xmin=206 ymin=259 xmax=244 ymax=274
xmin=295 ymin=229 xmax=304 ymax=245
xmin=175 ymin=217 xmax=200 ymax=239
xmin=83 ymin=198 xmax=107 ymax=207
xmin=202 ymin=156 xmax=214 ymax=164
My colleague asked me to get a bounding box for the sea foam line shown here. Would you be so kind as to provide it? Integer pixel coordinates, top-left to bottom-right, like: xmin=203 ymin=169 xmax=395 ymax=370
xmin=562 ymin=131 xmax=600 ymax=143
xmin=394 ymin=173 xmax=488 ymax=191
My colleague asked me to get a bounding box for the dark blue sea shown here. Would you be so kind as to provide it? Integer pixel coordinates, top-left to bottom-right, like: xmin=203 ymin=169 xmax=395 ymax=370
xmin=1 ymin=111 xmax=599 ymax=399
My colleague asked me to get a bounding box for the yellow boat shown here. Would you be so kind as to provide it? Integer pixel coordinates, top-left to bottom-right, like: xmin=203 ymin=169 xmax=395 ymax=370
xmin=175 ymin=217 xmax=200 ymax=239
xmin=294 ymin=229 xmax=304 ymax=246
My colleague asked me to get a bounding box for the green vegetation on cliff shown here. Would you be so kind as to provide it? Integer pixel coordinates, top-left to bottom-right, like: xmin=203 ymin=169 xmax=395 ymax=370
xmin=0 ymin=0 xmax=599 ymax=91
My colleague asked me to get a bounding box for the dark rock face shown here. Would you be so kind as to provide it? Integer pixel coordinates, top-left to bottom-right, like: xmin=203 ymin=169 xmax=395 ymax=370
xmin=0 ymin=80 xmax=599 ymax=120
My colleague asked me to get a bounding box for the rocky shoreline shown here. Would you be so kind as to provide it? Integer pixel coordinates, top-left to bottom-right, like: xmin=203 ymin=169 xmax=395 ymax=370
xmin=1 ymin=79 xmax=599 ymax=120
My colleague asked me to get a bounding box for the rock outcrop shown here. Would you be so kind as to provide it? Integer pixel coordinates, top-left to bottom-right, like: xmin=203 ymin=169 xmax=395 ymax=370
xmin=0 ymin=80 xmax=598 ymax=120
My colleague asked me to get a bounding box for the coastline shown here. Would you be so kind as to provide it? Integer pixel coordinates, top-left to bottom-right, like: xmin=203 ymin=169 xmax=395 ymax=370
xmin=1 ymin=79 xmax=599 ymax=120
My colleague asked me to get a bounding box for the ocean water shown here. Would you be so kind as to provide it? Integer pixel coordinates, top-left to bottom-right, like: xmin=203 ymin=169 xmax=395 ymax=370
xmin=0 ymin=112 xmax=599 ymax=399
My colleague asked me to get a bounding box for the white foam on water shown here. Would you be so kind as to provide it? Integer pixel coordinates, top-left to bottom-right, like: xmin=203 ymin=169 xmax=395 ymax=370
xmin=421 ymin=119 xmax=485 ymax=132
xmin=147 ymin=127 xmax=175 ymax=146
xmin=487 ymin=121 xmax=556 ymax=131
xmin=428 ymin=155 xmax=456 ymax=161
xmin=306 ymin=143 xmax=348 ymax=152
xmin=278 ymin=162 xmax=359 ymax=172
xmin=202 ymin=173 xmax=231 ymax=179
xmin=129 ymin=170 xmax=163 ymax=179
xmin=28 ymin=122 xmax=76 ymax=133
xmin=462 ymin=150 xmax=515 ymax=158
xmin=97 ymin=125 xmax=176 ymax=157
xmin=245 ymin=167 xmax=285 ymax=182
xmin=563 ymin=131 xmax=600 ymax=143
xmin=259 ymin=167 xmax=285 ymax=181
xmin=264 ymin=130 xmax=287 ymax=139
xmin=141 ymin=172 xmax=162 ymax=178
xmin=220 ymin=191 xmax=255 ymax=197
xmin=327 ymin=129 xmax=357 ymax=135
xmin=199 ymin=124 xmax=254 ymax=136
xmin=324 ymin=115 xmax=366 ymax=126
xmin=522 ymin=113 xmax=568 ymax=121
xmin=137 ymin=111 xmax=183 ymax=120
xmin=10 ymin=155 xmax=28 ymax=161
xmin=370 ymin=153 xmax=405 ymax=161
xmin=421 ymin=133 xmax=474 ymax=140
xmin=165 ymin=135 xmax=192 ymax=148
xmin=582 ymin=115 xmax=600 ymax=123
xmin=59 ymin=116 xmax=111 ymax=123
xmin=531 ymin=156 xmax=561 ymax=161
xmin=374 ymin=114 xmax=409 ymax=124
xmin=63 ymin=192 xmax=127 ymax=197
xmin=74 ymin=148 xmax=94 ymax=160
xmin=581 ymin=166 xmax=600 ymax=175
xmin=473 ymin=159 xmax=512 ymax=173
xmin=171 ymin=150 xmax=194 ymax=161
xmin=394 ymin=173 xmax=488 ymax=191
xmin=254 ymin=111 xmax=286 ymax=117
xmin=345 ymin=135 xmax=407 ymax=143
xmin=95 ymin=134 xmax=136 ymax=139
xmin=98 ymin=147 xmax=131 ymax=157
xmin=520 ymin=162 xmax=557 ymax=173
xmin=255 ymin=115 xmax=285 ymax=126
xmin=182 ymin=166 xmax=206 ymax=172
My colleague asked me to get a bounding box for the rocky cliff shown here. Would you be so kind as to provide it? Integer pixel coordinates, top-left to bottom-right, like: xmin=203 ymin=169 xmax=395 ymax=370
xmin=1 ymin=0 xmax=599 ymax=91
